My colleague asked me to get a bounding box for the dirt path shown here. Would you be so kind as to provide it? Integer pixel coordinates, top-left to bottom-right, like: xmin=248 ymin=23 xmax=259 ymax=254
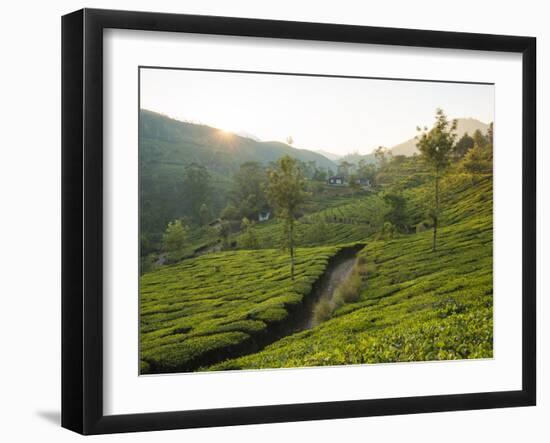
xmin=306 ymin=256 xmax=357 ymax=328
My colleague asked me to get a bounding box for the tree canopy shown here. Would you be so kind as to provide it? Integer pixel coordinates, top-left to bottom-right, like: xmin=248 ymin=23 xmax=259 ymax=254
xmin=162 ymin=219 xmax=189 ymax=255
xmin=416 ymin=108 xmax=457 ymax=252
xmin=266 ymin=155 xmax=308 ymax=278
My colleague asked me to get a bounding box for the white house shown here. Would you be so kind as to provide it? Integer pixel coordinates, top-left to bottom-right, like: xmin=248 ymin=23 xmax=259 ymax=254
xmin=258 ymin=211 xmax=271 ymax=222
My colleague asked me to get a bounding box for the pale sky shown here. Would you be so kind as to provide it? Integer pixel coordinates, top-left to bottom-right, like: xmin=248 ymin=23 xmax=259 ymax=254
xmin=140 ymin=68 xmax=494 ymax=156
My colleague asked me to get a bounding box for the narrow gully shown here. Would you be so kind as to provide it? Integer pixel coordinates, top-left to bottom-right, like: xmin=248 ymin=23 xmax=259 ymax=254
xmin=151 ymin=244 xmax=365 ymax=373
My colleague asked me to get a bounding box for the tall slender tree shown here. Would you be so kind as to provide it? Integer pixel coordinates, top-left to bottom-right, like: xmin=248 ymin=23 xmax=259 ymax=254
xmin=266 ymin=155 xmax=308 ymax=279
xmin=416 ymin=108 xmax=457 ymax=252
xmin=337 ymin=160 xmax=353 ymax=179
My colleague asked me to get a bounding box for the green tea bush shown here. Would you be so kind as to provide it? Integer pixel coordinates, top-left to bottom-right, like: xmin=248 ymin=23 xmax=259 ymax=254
xmin=333 ymin=272 xmax=361 ymax=305
xmin=209 ymin=175 xmax=493 ymax=371
xmin=313 ymin=299 xmax=334 ymax=324
xmin=140 ymin=246 xmax=341 ymax=373
xmin=142 ymin=154 xmax=494 ymax=373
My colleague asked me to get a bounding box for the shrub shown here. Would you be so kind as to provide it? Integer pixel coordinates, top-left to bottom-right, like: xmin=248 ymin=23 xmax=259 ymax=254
xmin=313 ymin=299 xmax=334 ymax=324
xmin=334 ymin=272 xmax=361 ymax=305
xmin=140 ymin=246 xmax=340 ymax=372
xmin=377 ymin=221 xmax=396 ymax=240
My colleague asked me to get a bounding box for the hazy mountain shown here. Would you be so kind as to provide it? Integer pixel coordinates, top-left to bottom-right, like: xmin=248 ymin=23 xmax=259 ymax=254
xmin=315 ymin=150 xmax=342 ymax=162
xmin=390 ymin=118 xmax=490 ymax=157
xmin=139 ymin=110 xmax=337 ymax=234
xmin=236 ymin=130 xmax=261 ymax=141
xmin=339 ymin=152 xmax=376 ymax=165
xmin=140 ymin=109 xmax=336 ymax=171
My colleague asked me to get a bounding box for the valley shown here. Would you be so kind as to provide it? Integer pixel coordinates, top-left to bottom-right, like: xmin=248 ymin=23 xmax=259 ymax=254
xmin=138 ymin=108 xmax=494 ymax=374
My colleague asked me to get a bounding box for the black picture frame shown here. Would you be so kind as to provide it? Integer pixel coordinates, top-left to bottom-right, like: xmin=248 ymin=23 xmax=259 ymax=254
xmin=62 ymin=8 xmax=536 ymax=435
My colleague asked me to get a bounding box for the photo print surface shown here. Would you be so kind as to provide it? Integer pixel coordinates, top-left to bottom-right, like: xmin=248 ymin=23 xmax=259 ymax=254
xmin=138 ymin=67 xmax=494 ymax=375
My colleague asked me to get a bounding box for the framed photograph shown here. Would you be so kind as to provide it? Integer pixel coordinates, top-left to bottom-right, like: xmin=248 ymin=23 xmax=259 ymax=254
xmin=61 ymin=8 xmax=536 ymax=435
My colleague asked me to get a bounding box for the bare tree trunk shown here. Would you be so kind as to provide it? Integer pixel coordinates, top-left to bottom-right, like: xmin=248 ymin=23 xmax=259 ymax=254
xmin=432 ymin=173 xmax=439 ymax=252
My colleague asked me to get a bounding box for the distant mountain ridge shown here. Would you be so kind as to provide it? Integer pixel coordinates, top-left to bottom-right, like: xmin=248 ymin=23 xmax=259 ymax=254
xmin=315 ymin=150 xmax=342 ymax=161
xmin=139 ymin=109 xmax=336 ymax=171
xmin=139 ymin=110 xmax=336 ymax=234
xmin=338 ymin=118 xmax=491 ymax=165
xmin=390 ymin=118 xmax=490 ymax=157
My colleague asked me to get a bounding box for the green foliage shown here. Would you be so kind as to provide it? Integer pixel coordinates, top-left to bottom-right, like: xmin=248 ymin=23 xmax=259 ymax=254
xmin=139 ymin=109 xmax=335 ymax=238
xmin=220 ymin=204 xmax=240 ymax=221
xmin=357 ymin=159 xmax=377 ymax=183
xmin=311 ymin=259 xmax=365 ymax=326
xmin=266 ymin=155 xmax=309 ymax=279
xmin=229 ymin=191 xmax=388 ymax=252
xmin=416 ymin=108 xmax=458 ymax=251
xmin=140 ymin=108 xmax=494 ymax=374
xmin=473 ymin=129 xmax=489 ymax=150
xmin=199 ymin=203 xmax=211 ymax=226
xmin=207 ymin=171 xmax=493 ymax=371
xmin=182 ymin=163 xmax=212 ymax=222
xmin=377 ymin=221 xmax=397 ymax=240
xmin=416 ymin=109 xmax=457 ymax=172
xmin=313 ymin=299 xmax=334 ymax=324
xmin=140 ymin=246 xmax=341 ymax=373
xmin=162 ymin=220 xmax=188 ymax=255
xmin=382 ymin=192 xmax=409 ymax=232
xmin=337 ymin=160 xmax=353 ymax=179
xmin=230 ymin=162 xmax=268 ymax=219
xmin=462 ymin=145 xmax=493 ymax=175
xmin=312 ymin=168 xmax=328 ymax=182
xmin=453 ymin=132 xmax=475 ymax=158
xmin=333 ymin=268 xmax=362 ymax=305
xmin=239 ymin=217 xmax=259 ymax=249
xmin=303 ymin=218 xmax=329 ymax=245
xmin=213 ymin=220 xmax=232 ymax=250
xmin=266 ymin=156 xmax=309 ymax=218
xmin=374 ymin=146 xmax=391 ymax=167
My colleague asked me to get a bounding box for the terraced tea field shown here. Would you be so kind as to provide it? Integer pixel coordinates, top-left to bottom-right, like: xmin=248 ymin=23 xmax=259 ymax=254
xmin=233 ymin=194 xmax=388 ymax=249
xmin=140 ymin=245 xmax=354 ymax=373
xmin=141 ymin=171 xmax=493 ymax=374
xmin=208 ymin=177 xmax=493 ymax=370
xmin=303 ymin=194 xmax=388 ymax=225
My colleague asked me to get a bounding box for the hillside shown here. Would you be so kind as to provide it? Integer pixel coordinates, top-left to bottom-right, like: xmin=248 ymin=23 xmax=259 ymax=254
xmin=140 ymin=151 xmax=493 ymax=372
xmin=339 ymin=151 xmax=376 ymax=165
xmin=315 ymin=149 xmax=342 ymax=161
xmin=140 ymin=110 xmax=337 ymax=235
xmin=140 ymin=245 xmax=344 ymax=373
xmin=209 ymin=176 xmax=493 ymax=370
xmin=390 ymin=118 xmax=490 ymax=156
xmin=139 ymin=111 xmax=489 ymax=239
xmin=140 ymin=109 xmax=336 ymax=172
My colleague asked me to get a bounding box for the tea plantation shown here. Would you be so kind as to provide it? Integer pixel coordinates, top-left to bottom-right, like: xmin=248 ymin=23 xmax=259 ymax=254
xmin=140 ymin=130 xmax=494 ymax=373
xmin=140 ymin=246 xmax=343 ymax=373
xmin=233 ymin=193 xmax=389 ymax=249
xmin=207 ymin=176 xmax=493 ymax=370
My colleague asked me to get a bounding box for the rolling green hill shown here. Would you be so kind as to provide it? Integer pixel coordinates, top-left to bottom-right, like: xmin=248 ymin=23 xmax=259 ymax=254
xmin=209 ymin=176 xmax=493 ymax=370
xmin=140 ymin=162 xmax=493 ymax=372
xmin=139 ymin=109 xmax=336 ymax=235
xmin=139 ymin=109 xmax=493 ymax=374
xmin=140 ymin=245 xmax=345 ymax=373
xmin=140 ymin=109 xmax=335 ymax=172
